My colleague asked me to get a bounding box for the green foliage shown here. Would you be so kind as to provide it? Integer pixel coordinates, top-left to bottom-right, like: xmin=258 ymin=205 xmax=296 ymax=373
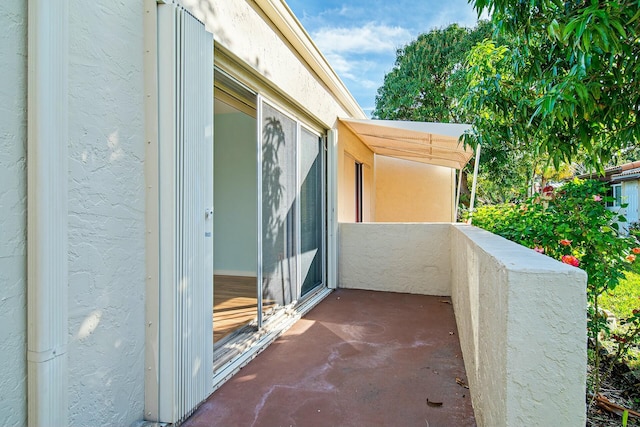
xmin=473 ymin=179 xmax=633 ymax=302
xmin=373 ymin=21 xmax=539 ymax=202
xmin=373 ymin=21 xmax=493 ymax=122
xmin=465 ymin=0 xmax=640 ymax=170
xmin=472 ymin=179 xmax=640 ymax=378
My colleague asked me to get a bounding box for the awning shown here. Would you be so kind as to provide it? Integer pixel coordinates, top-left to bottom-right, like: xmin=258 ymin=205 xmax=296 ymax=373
xmin=339 ymin=118 xmax=474 ymax=170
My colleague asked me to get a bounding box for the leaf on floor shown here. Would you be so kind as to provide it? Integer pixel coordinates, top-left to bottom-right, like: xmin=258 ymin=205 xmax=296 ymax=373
xmin=455 ymin=377 xmax=469 ymax=389
xmin=426 ymin=398 xmax=443 ymax=407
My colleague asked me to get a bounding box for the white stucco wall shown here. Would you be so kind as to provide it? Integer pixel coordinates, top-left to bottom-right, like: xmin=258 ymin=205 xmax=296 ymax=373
xmin=451 ymin=225 xmax=587 ymax=427
xmin=0 ymin=1 xmax=27 ymax=425
xmin=338 ymin=223 xmax=451 ymax=295
xmin=182 ymin=0 xmax=365 ymax=128
xmin=67 ymin=1 xmax=146 ymax=425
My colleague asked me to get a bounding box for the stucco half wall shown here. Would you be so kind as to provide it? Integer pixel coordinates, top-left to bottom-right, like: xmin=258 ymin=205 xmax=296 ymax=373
xmin=338 ymin=222 xmax=588 ymax=426
xmin=338 ymin=223 xmax=452 ymax=295
xmin=451 ymin=225 xmax=587 ymax=427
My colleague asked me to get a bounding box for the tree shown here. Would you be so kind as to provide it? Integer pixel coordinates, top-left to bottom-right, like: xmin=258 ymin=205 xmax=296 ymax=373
xmin=465 ymin=0 xmax=640 ymax=171
xmin=373 ymin=21 xmax=492 ymax=122
xmin=373 ymin=22 xmax=538 ymax=202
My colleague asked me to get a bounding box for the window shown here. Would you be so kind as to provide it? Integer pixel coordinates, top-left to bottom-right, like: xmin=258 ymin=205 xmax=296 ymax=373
xmin=355 ymin=162 xmax=363 ymax=222
xmin=607 ymin=184 xmax=622 ymax=207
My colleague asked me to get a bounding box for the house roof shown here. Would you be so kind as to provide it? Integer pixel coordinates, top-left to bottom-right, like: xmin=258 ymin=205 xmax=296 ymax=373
xmin=576 ymin=160 xmax=640 ymax=182
xmin=339 ymin=118 xmax=474 ymax=169
xmin=611 ymin=166 xmax=640 ymax=183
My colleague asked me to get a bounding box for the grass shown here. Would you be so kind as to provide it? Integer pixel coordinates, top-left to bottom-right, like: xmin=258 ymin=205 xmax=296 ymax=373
xmin=599 ymin=261 xmax=640 ymax=369
xmin=601 ymin=262 xmax=640 ymax=320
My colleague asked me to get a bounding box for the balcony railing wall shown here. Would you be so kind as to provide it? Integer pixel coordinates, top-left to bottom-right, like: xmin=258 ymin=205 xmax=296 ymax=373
xmin=339 ymin=222 xmax=588 ymax=427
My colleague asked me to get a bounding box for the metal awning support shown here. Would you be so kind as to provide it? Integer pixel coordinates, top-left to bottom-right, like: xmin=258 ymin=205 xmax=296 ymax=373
xmin=455 ymin=168 xmax=464 ymax=221
xmin=467 ymin=144 xmax=481 ymax=224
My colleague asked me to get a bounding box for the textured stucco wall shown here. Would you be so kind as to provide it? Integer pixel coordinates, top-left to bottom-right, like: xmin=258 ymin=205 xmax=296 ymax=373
xmin=374 ymin=156 xmax=455 ymax=222
xmin=338 ymin=223 xmax=451 ymax=295
xmin=0 ymin=1 xmax=27 ymax=425
xmin=337 ymin=122 xmax=375 ymax=222
xmin=67 ymin=1 xmax=146 ymax=425
xmin=182 ymin=0 xmax=364 ymax=128
xmin=451 ymin=225 xmax=587 ymax=427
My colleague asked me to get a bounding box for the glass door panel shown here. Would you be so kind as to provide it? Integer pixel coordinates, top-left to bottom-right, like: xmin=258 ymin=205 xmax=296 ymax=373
xmin=299 ymin=128 xmax=323 ymax=296
xmin=261 ymin=102 xmax=298 ymax=316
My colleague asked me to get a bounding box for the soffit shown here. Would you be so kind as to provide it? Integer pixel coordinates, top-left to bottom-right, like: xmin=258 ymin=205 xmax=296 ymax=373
xmin=339 ymin=118 xmax=474 ymax=170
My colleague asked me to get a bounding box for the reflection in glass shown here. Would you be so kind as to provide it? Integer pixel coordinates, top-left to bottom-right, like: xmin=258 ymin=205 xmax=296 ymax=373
xmin=300 ymin=129 xmax=322 ymax=296
xmin=261 ymin=104 xmax=297 ymax=313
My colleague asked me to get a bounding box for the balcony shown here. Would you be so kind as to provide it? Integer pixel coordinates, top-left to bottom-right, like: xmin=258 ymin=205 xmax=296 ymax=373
xmin=184 ymin=223 xmax=587 ymax=426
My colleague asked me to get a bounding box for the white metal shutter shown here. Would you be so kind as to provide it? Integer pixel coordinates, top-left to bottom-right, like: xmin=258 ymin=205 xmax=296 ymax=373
xmin=156 ymin=2 xmax=213 ymax=423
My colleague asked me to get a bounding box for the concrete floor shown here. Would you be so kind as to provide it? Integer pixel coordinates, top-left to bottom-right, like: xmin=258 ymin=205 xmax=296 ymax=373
xmin=183 ymin=289 xmax=476 ymax=427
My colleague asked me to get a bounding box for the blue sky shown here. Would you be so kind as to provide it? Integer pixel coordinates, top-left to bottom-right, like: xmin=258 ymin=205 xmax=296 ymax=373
xmin=286 ymin=0 xmax=483 ymax=116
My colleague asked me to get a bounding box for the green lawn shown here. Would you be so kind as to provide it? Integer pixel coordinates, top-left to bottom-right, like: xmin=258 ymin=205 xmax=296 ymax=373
xmin=599 ymin=262 xmax=640 ymax=369
xmin=601 ymin=262 xmax=640 ymax=320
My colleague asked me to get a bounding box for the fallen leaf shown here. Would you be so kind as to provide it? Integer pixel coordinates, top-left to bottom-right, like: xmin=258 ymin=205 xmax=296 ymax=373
xmin=456 ymin=377 xmax=469 ymax=389
xmin=426 ymin=398 xmax=443 ymax=407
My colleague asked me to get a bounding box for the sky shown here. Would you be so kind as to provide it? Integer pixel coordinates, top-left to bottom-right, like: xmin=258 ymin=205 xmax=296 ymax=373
xmin=286 ymin=0 xmax=483 ymax=116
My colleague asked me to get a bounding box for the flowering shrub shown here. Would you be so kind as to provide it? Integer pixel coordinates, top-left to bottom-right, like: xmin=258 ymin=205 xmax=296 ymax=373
xmin=561 ymin=254 xmax=580 ymax=267
xmin=471 ymin=179 xmax=640 ymax=387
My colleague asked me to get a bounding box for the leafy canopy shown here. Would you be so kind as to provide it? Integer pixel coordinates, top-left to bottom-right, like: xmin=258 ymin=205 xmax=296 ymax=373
xmin=373 ymin=21 xmax=493 ymax=122
xmin=373 ymin=22 xmax=538 ymax=202
xmin=465 ymin=0 xmax=640 ymax=170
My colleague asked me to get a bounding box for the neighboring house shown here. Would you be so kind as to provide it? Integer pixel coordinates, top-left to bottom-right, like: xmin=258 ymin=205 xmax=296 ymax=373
xmin=578 ymin=160 xmax=640 ymax=234
xmin=1 ymin=0 xmax=586 ymax=426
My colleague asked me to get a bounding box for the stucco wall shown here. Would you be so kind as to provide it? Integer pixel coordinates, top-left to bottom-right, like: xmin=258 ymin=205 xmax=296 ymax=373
xmin=214 ymin=111 xmax=258 ymax=275
xmin=67 ymin=1 xmax=146 ymax=425
xmin=374 ymin=156 xmax=455 ymax=222
xmin=338 ymin=223 xmax=451 ymax=295
xmin=337 ymin=122 xmax=375 ymax=222
xmin=451 ymin=225 xmax=587 ymax=427
xmin=0 ymin=1 xmax=27 ymax=425
xmin=182 ymin=0 xmax=364 ymax=128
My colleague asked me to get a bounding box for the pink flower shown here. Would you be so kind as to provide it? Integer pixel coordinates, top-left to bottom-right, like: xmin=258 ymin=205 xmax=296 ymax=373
xmin=559 ymin=239 xmax=572 ymax=246
xmin=626 ymin=254 xmax=636 ymax=262
xmin=632 ymin=247 xmax=640 ymax=254
xmin=561 ymin=255 xmax=580 ymax=267
xmin=593 ymin=195 xmax=602 ymax=202
xmin=534 ymin=246 xmax=545 ymax=254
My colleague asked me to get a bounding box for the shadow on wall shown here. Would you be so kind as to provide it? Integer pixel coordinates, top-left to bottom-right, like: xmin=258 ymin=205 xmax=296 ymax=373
xmin=185 ymin=0 xmax=231 ymax=47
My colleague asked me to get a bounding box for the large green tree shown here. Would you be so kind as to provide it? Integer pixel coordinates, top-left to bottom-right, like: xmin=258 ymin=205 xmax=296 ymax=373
xmin=373 ymin=22 xmax=538 ymax=202
xmin=465 ymin=0 xmax=640 ymax=171
xmin=373 ymin=21 xmax=492 ymax=122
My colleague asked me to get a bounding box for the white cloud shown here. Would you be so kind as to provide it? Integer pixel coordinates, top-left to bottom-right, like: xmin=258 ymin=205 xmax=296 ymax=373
xmin=312 ymin=23 xmax=411 ymax=54
xmin=325 ymin=53 xmax=375 ymax=77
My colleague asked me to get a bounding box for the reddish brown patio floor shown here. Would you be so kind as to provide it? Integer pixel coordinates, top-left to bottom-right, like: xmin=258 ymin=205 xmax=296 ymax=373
xmin=183 ymin=289 xmax=476 ymax=427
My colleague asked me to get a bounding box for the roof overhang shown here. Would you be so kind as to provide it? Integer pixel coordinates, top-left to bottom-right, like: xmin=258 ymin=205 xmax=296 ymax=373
xmin=339 ymin=118 xmax=473 ymax=170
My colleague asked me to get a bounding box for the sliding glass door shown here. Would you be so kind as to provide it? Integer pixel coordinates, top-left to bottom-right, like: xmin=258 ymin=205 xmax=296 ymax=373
xmin=299 ymin=128 xmax=323 ymax=297
xmin=260 ymin=102 xmax=298 ymax=313
xmin=259 ymin=98 xmax=325 ymax=320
